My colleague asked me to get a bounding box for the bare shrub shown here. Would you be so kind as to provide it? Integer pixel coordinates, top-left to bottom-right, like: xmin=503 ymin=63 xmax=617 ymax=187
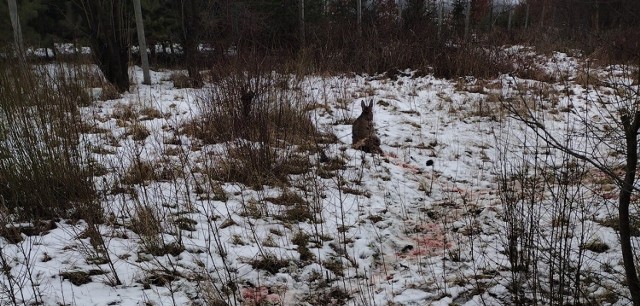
xmin=498 ymin=72 xmax=639 ymax=304
xmin=185 ymin=67 xmax=323 ymax=189
xmin=591 ymin=28 xmax=640 ymax=64
xmin=129 ymin=205 xmax=184 ymax=256
xmin=0 ymin=62 xmax=99 ymax=221
xmin=433 ymin=43 xmax=514 ymax=79
xmin=184 ymin=75 xmax=318 ymax=145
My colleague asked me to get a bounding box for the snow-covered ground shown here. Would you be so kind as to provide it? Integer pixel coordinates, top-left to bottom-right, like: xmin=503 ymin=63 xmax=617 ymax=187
xmin=0 ymin=47 xmax=637 ymax=305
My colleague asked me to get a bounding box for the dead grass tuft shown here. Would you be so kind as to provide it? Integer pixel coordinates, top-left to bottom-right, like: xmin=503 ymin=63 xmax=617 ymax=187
xmin=122 ymin=161 xmax=156 ymax=185
xmin=208 ymin=144 xmax=292 ymax=189
xmin=266 ymin=191 xmax=307 ymax=206
xmin=582 ymin=239 xmax=610 ymax=253
xmin=575 ymin=70 xmax=603 ymax=88
xmin=139 ymin=107 xmax=164 ymax=120
xmin=277 ymin=204 xmax=314 ymax=223
xmin=130 ymin=205 xmax=162 ymax=238
xmin=292 ymin=232 xmax=314 ymax=261
xmin=113 ymin=104 xmax=138 ymax=122
xmin=62 ymin=268 xmax=106 ymax=286
xmin=126 ymin=123 xmax=151 ymax=141
xmin=170 ymin=72 xmax=193 ymax=89
xmin=249 ymin=254 xmax=291 ymax=274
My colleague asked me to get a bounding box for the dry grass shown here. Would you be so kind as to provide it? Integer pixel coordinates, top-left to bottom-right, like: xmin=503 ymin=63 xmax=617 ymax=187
xmin=170 ymin=72 xmax=193 ymax=89
xmin=184 ymin=70 xmax=324 ymax=189
xmin=130 ymin=205 xmax=162 ymax=237
xmin=113 ymin=104 xmax=138 ymax=122
xmin=582 ymin=239 xmax=610 ymax=253
xmin=121 ymin=161 xmax=156 ymax=185
xmin=207 ymin=144 xmax=289 ymax=189
xmin=265 ymin=190 xmax=307 ymax=206
xmin=0 ymin=61 xmax=100 ymax=220
xmin=249 ymin=254 xmax=291 ymax=275
xmin=125 ymin=123 xmax=151 ymax=141
xmin=575 ymin=70 xmax=603 ymax=88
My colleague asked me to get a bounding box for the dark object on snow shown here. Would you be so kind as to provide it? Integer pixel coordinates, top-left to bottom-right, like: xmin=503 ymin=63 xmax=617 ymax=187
xmin=426 ymin=159 xmax=435 ymax=196
xmin=386 ymin=68 xmax=411 ymax=81
xmin=401 ymin=245 xmax=414 ymax=253
xmin=319 ymin=150 xmax=329 ymax=163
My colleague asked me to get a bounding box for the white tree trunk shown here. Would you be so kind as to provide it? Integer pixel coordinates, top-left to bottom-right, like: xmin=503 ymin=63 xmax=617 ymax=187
xmin=7 ymin=0 xmax=23 ymax=54
xmin=133 ymin=0 xmax=151 ymax=85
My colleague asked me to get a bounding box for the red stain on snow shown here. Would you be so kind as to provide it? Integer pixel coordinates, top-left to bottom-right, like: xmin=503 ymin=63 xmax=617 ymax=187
xmin=382 ymin=152 xmax=422 ymax=174
xmin=241 ymin=286 xmax=281 ymax=305
xmin=400 ymin=223 xmax=454 ymax=258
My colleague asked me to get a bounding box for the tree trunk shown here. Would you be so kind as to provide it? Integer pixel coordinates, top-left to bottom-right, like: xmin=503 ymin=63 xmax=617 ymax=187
xmin=357 ymin=0 xmax=362 ymax=37
xmin=438 ymin=0 xmax=443 ymax=39
xmin=620 ymin=112 xmax=640 ymax=306
xmin=182 ymin=0 xmax=202 ymax=87
xmin=7 ymin=0 xmax=24 ymax=55
xmin=507 ymin=6 xmax=513 ymax=32
xmin=540 ymin=0 xmax=546 ymax=28
xmin=489 ymin=0 xmax=494 ymax=31
xmin=133 ymin=0 xmax=151 ymax=85
xmin=525 ymin=2 xmax=530 ymax=30
xmin=594 ymin=0 xmax=600 ymax=33
xmin=299 ymin=0 xmax=305 ymax=49
xmin=93 ymin=36 xmax=130 ymax=93
xmin=464 ymin=0 xmax=471 ymax=39
xmin=78 ymin=0 xmax=131 ymax=93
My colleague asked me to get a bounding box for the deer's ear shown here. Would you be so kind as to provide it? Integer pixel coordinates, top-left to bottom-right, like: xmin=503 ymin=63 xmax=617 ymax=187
xmin=361 ymin=100 xmax=366 ymax=108
xmin=369 ymin=100 xmax=374 ymax=107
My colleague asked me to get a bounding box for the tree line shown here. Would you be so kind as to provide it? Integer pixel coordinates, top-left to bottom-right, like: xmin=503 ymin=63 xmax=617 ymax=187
xmin=2 ymin=0 xmax=639 ymax=91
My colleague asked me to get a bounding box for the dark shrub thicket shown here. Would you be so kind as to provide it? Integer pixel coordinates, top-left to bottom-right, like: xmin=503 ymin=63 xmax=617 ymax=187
xmin=0 ymin=60 xmax=99 ymax=221
xmin=182 ymin=60 xmax=330 ymax=189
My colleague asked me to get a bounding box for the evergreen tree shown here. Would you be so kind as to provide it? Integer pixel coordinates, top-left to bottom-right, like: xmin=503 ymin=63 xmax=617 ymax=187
xmin=141 ymin=0 xmax=179 ymax=57
xmin=0 ymin=0 xmax=45 ymax=50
